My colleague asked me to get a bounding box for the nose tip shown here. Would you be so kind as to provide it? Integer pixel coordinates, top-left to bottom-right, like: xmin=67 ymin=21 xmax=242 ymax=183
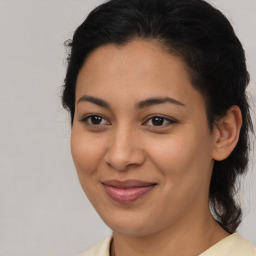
xmin=104 ymin=131 xmax=146 ymax=171
xmin=105 ymin=157 xmax=131 ymax=171
xmin=105 ymin=148 xmax=146 ymax=171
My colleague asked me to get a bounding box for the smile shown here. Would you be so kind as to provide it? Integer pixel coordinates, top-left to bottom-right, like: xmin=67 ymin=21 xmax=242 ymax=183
xmin=102 ymin=180 xmax=156 ymax=204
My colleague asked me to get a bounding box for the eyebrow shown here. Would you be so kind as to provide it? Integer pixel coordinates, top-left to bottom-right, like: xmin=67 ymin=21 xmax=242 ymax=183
xmin=136 ymin=97 xmax=185 ymax=109
xmin=77 ymin=95 xmax=185 ymax=109
xmin=77 ymin=95 xmax=110 ymax=108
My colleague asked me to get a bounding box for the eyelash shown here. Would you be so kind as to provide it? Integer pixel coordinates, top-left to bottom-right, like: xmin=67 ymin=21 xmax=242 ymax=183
xmin=80 ymin=114 xmax=110 ymax=126
xmin=80 ymin=114 xmax=176 ymax=129
xmin=143 ymin=115 xmax=176 ymax=127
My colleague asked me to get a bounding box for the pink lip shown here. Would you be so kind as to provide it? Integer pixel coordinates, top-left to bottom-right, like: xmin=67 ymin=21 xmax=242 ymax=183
xmin=102 ymin=180 xmax=156 ymax=204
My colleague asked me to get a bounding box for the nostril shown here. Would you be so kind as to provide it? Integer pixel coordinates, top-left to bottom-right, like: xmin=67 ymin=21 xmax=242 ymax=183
xmin=105 ymin=156 xmax=133 ymax=171
xmin=104 ymin=148 xmax=146 ymax=171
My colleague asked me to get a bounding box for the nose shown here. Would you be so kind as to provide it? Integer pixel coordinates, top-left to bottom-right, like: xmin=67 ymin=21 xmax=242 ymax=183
xmin=104 ymin=126 xmax=146 ymax=171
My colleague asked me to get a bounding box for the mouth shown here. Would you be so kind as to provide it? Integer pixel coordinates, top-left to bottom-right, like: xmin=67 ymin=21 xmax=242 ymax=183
xmin=101 ymin=180 xmax=157 ymax=204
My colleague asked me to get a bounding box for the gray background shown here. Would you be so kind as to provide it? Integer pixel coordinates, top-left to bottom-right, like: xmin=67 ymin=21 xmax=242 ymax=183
xmin=0 ymin=1 xmax=255 ymax=255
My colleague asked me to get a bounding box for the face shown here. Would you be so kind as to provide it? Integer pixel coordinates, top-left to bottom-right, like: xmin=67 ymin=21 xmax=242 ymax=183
xmin=71 ymin=40 xmax=216 ymax=236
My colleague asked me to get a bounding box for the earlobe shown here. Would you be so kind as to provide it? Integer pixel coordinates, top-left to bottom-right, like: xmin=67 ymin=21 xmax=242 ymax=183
xmin=212 ymin=106 xmax=242 ymax=161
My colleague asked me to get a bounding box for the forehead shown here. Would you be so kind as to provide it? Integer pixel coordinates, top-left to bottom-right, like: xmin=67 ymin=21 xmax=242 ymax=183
xmin=80 ymin=40 xmax=188 ymax=77
xmin=75 ymin=39 xmax=205 ymax=111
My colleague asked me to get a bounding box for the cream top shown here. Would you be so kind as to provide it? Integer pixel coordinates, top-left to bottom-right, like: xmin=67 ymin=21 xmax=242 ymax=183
xmin=78 ymin=233 xmax=256 ymax=256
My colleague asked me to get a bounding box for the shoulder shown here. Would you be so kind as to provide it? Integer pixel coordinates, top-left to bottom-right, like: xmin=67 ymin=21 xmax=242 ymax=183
xmin=200 ymin=233 xmax=256 ymax=256
xmin=77 ymin=235 xmax=112 ymax=256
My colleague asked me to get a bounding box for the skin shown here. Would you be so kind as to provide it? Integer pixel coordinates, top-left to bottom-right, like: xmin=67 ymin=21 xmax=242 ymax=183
xmin=71 ymin=40 xmax=241 ymax=256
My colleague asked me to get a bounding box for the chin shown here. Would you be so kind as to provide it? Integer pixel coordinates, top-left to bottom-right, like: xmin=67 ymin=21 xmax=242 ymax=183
xmin=100 ymin=211 xmax=156 ymax=237
xmin=110 ymin=224 xmax=152 ymax=237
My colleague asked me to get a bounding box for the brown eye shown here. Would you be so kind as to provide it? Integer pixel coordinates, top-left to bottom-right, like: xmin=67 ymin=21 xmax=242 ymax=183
xmin=144 ymin=115 xmax=176 ymax=127
xmin=151 ymin=117 xmax=165 ymax=126
xmin=90 ymin=115 xmax=103 ymax=125
xmin=80 ymin=115 xmax=110 ymax=126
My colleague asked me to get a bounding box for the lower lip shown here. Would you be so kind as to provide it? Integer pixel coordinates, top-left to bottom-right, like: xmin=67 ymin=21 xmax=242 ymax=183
xmin=103 ymin=184 xmax=155 ymax=204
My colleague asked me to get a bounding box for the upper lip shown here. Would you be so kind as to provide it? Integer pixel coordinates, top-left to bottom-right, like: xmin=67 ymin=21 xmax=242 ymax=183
xmin=102 ymin=179 xmax=157 ymax=188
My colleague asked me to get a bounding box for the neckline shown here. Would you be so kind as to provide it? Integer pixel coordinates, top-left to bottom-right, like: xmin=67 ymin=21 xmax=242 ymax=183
xmin=199 ymin=233 xmax=239 ymax=255
xmin=108 ymin=233 xmax=238 ymax=256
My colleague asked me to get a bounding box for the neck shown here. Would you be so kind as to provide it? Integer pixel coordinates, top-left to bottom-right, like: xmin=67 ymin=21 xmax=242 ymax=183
xmin=110 ymin=210 xmax=229 ymax=256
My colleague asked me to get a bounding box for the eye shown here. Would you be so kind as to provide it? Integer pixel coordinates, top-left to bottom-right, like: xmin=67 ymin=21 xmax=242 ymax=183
xmin=143 ymin=115 xmax=176 ymax=127
xmin=80 ymin=114 xmax=110 ymax=126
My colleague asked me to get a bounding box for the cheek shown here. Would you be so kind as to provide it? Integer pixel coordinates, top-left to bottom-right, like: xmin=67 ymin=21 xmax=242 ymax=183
xmin=145 ymin=130 xmax=213 ymax=183
xmin=70 ymin=129 xmax=110 ymax=206
xmin=145 ymin=135 xmax=191 ymax=173
xmin=144 ymin=133 xmax=213 ymax=219
xmin=70 ymin=129 xmax=106 ymax=178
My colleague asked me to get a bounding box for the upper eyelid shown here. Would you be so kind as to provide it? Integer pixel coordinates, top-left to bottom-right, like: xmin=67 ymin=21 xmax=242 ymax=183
xmin=80 ymin=113 xmax=107 ymax=120
xmin=143 ymin=114 xmax=177 ymax=123
xmin=80 ymin=114 xmax=111 ymax=124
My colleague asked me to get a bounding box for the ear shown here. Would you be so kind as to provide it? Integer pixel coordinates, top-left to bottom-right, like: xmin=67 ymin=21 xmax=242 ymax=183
xmin=212 ymin=106 xmax=242 ymax=161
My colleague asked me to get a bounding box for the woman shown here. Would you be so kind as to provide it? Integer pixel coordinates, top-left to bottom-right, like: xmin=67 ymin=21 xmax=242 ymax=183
xmin=62 ymin=0 xmax=255 ymax=255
